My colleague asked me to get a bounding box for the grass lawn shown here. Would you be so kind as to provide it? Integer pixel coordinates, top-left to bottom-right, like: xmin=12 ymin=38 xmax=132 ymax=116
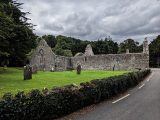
xmin=0 ymin=67 xmax=129 ymax=96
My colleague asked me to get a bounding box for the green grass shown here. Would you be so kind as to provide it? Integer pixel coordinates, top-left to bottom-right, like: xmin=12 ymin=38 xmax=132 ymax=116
xmin=0 ymin=67 xmax=129 ymax=96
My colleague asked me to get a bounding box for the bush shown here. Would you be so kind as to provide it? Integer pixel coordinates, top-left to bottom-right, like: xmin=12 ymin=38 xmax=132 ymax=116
xmin=0 ymin=69 xmax=151 ymax=120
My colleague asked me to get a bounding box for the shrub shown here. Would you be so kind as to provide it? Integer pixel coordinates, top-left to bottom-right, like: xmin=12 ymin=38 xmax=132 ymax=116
xmin=0 ymin=69 xmax=151 ymax=120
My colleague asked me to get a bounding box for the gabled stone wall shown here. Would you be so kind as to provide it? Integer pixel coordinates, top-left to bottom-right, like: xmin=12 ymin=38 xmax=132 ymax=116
xmin=30 ymin=39 xmax=73 ymax=71
xmin=30 ymin=39 xmax=56 ymax=71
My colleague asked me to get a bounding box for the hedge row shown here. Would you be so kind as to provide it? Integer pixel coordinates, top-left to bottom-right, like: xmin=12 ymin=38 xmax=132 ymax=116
xmin=0 ymin=69 xmax=151 ymax=120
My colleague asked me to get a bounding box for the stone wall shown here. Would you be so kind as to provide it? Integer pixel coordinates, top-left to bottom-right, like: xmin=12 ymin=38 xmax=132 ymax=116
xmin=71 ymin=53 xmax=149 ymax=70
xmin=30 ymin=39 xmax=149 ymax=71
xmin=55 ymin=55 xmax=72 ymax=71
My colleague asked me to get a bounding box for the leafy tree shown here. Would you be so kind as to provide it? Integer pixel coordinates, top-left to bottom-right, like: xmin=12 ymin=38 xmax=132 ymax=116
xmin=56 ymin=35 xmax=72 ymax=50
xmin=149 ymin=35 xmax=160 ymax=67
xmin=53 ymin=47 xmax=64 ymax=56
xmin=105 ymin=38 xmax=118 ymax=54
xmin=119 ymin=39 xmax=142 ymax=53
xmin=42 ymin=35 xmax=56 ymax=48
xmin=53 ymin=47 xmax=72 ymax=57
xmin=91 ymin=37 xmax=118 ymax=54
xmin=63 ymin=49 xmax=73 ymax=57
xmin=0 ymin=11 xmax=13 ymax=67
xmin=0 ymin=0 xmax=36 ymax=67
xmin=70 ymin=39 xmax=89 ymax=56
xmin=53 ymin=35 xmax=88 ymax=56
xmin=92 ymin=40 xmax=109 ymax=54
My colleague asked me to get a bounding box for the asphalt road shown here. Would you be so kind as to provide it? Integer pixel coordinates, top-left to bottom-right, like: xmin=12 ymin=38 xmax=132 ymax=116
xmin=59 ymin=69 xmax=160 ymax=120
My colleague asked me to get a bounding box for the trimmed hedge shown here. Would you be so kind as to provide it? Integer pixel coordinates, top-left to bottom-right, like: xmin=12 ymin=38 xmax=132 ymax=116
xmin=0 ymin=69 xmax=151 ymax=120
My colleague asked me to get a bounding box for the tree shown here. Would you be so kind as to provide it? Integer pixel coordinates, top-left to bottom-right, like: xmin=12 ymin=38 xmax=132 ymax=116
xmin=91 ymin=37 xmax=118 ymax=54
xmin=53 ymin=47 xmax=73 ymax=57
xmin=105 ymin=37 xmax=118 ymax=54
xmin=149 ymin=35 xmax=160 ymax=67
xmin=71 ymin=39 xmax=89 ymax=56
xmin=0 ymin=11 xmax=13 ymax=68
xmin=0 ymin=0 xmax=36 ymax=67
xmin=56 ymin=35 xmax=72 ymax=50
xmin=92 ymin=40 xmax=109 ymax=54
xmin=119 ymin=39 xmax=142 ymax=53
xmin=42 ymin=35 xmax=56 ymax=48
xmin=53 ymin=35 xmax=88 ymax=56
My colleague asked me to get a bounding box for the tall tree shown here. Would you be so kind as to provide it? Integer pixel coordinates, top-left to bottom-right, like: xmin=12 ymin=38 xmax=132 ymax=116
xmin=53 ymin=35 xmax=89 ymax=56
xmin=104 ymin=37 xmax=118 ymax=54
xmin=42 ymin=35 xmax=56 ymax=48
xmin=119 ymin=39 xmax=142 ymax=53
xmin=92 ymin=40 xmax=109 ymax=54
xmin=53 ymin=35 xmax=73 ymax=56
xmin=0 ymin=0 xmax=36 ymax=67
xmin=149 ymin=35 xmax=160 ymax=67
xmin=91 ymin=37 xmax=118 ymax=54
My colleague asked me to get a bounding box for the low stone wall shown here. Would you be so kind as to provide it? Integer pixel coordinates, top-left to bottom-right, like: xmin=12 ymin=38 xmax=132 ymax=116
xmin=71 ymin=53 xmax=149 ymax=70
xmin=55 ymin=56 xmax=72 ymax=71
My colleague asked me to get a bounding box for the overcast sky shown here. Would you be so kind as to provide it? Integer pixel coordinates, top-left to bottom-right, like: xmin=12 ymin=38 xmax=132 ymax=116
xmin=21 ymin=0 xmax=160 ymax=42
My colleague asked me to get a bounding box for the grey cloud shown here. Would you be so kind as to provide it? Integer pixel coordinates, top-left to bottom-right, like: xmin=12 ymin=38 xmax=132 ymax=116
xmin=42 ymin=23 xmax=64 ymax=31
xmin=21 ymin=0 xmax=160 ymax=42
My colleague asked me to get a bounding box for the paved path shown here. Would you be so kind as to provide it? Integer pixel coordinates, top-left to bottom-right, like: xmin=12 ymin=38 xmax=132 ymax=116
xmin=59 ymin=69 xmax=160 ymax=120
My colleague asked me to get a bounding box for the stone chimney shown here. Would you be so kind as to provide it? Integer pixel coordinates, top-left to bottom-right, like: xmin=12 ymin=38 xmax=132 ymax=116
xmin=126 ymin=49 xmax=129 ymax=54
xmin=143 ymin=37 xmax=149 ymax=54
xmin=84 ymin=44 xmax=94 ymax=56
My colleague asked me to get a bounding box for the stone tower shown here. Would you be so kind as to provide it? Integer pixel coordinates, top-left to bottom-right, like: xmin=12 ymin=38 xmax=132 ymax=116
xmin=84 ymin=44 xmax=94 ymax=56
xmin=143 ymin=37 xmax=149 ymax=54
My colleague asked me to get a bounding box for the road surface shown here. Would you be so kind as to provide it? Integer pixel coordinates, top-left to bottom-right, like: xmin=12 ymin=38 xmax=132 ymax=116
xmin=58 ymin=69 xmax=160 ymax=120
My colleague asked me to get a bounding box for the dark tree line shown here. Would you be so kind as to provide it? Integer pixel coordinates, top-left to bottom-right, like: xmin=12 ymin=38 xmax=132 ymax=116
xmin=39 ymin=35 xmax=119 ymax=56
xmin=39 ymin=35 xmax=143 ymax=56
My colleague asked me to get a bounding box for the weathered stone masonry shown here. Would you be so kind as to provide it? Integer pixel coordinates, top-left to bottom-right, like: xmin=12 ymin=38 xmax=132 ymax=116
xmin=72 ymin=53 xmax=149 ymax=70
xmin=30 ymin=40 xmax=72 ymax=71
xmin=30 ymin=39 xmax=149 ymax=71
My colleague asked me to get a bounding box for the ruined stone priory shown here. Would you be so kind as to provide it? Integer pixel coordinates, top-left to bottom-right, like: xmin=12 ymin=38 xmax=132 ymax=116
xmin=30 ymin=38 xmax=149 ymax=71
